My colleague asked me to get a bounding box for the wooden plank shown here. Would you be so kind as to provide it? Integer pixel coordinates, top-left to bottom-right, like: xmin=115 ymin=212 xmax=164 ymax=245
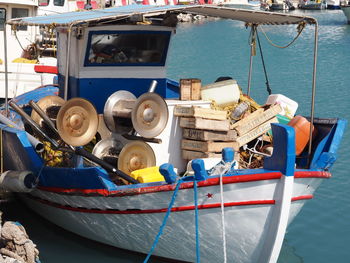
xmin=182 ymin=150 xmax=222 ymax=160
xmin=180 ymin=117 xmax=230 ymax=131
xmin=235 ymin=117 xmax=278 ymax=148
xmin=180 ymin=79 xmax=191 ymax=100
xmin=182 ymin=128 xmax=237 ymax=141
xmin=182 ymin=139 xmax=238 ymax=152
xmin=230 ymin=108 xmax=264 ymax=129
xmin=174 ymin=106 xmax=227 ymax=120
xmin=235 ymin=104 xmax=282 ymax=136
xmin=191 ymin=79 xmax=201 ymax=100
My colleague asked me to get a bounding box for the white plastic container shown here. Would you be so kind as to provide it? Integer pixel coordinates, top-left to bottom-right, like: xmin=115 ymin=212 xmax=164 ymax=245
xmin=265 ymin=94 xmax=298 ymax=119
xmin=201 ymin=79 xmax=240 ymax=107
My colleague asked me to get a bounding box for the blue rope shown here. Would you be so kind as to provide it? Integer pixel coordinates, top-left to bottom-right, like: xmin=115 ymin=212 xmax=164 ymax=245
xmin=194 ymin=180 xmax=200 ymax=263
xmin=143 ymin=179 xmax=182 ymax=263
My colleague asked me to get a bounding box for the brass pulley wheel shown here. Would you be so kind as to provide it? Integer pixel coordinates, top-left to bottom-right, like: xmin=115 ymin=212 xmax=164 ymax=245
xmin=57 ymin=98 xmax=99 ymax=146
xmin=117 ymin=141 xmax=156 ymax=175
xmin=31 ymin=95 xmax=65 ymax=126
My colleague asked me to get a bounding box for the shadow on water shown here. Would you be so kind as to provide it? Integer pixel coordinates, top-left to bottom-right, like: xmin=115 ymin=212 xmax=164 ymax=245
xmin=0 ymin=195 xmax=166 ymax=263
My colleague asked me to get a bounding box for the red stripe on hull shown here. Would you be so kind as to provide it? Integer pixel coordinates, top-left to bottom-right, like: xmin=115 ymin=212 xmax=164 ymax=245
xmin=294 ymin=170 xmax=331 ymax=178
xmin=37 ymin=170 xmax=329 ymax=197
xmin=28 ymin=195 xmax=312 ymax=214
xmin=291 ymin=195 xmax=313 ymax=201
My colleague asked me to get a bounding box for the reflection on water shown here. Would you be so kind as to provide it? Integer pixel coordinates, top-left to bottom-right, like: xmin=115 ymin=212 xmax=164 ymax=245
xmin=0 ymin=196 xmax=166 ymax=263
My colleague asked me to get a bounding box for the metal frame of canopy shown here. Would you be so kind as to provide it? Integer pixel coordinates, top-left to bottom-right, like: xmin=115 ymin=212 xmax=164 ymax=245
xmin=3 ymin=5 xmax=318 ymax=161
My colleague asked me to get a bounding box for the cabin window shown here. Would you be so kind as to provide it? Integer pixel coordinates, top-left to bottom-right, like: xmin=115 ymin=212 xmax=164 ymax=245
xmin=38 ymin=0 xmax=50 ymax=6
xmin=0 ymin=9 xmax=5 ymax=31
xmin=85 ymin=30 xmax=171 ymax=66
xmin=54 ymin=0 xmax=65 ymax=6
xmin=11 ymin=8 xmax=29 ymax=31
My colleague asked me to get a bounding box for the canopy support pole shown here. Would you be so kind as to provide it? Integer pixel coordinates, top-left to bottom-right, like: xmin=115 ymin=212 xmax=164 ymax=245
xmin=64 ymin=24 xmax=73 ymax=100
xmin=3 ymin=23 xmax=9 ymax=116
xmin=247 ymin=24 xmax=257 ymax=96
xmin=307 ymin=21 xmax=318 ymax=162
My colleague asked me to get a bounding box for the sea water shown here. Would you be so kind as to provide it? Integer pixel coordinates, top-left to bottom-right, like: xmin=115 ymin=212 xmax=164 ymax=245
xmin=1 ymin=9 xmax=350 ymax=263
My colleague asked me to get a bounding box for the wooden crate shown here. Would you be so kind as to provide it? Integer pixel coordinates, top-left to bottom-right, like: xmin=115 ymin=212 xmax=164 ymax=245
xmin=182 ymin=128 xmax=237 ymax=141
xmin=233 ymin=104 xmax=282 ymax=136
xmin=174 ymin=106 xmax=227 ymax=120
xmin=180 ymin=117 xmax=230 ymax=131
xmin=234 ymin=117 xmax=278 ymax=148
xmin=182 ymin=150 xmax=222 ymax=160
xmin=182 ymin=139 xmax=239 ymax=152
xmin=179 ymin=78 xmax=201 ymax=100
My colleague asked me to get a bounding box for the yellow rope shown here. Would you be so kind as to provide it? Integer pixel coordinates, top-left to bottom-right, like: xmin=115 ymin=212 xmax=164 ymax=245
xmin=259 ymin=22 xmax=306 ymax=49
xmin=210 ymin=86 xmax=261 ymax=124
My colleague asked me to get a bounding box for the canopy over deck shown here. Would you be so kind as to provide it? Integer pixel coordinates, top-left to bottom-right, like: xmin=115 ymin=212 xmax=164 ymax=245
xmin=6 ymin=5 xmax=317 ymax=27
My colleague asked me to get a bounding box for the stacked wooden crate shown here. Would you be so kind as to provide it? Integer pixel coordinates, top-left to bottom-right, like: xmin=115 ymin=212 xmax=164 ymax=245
xmin=230 ymin=103 xmax=282 ymax=148
xmin=175 ymin=103 xmax=283 ymax=160
xmin=174 ymin=106 xmax=237 ymax=160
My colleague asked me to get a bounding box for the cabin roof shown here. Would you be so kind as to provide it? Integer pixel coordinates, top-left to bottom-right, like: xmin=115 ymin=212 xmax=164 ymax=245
xmin=7 ymin=5 xmax=317 ymax=27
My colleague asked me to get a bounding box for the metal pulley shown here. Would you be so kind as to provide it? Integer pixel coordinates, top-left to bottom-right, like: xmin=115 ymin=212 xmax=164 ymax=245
xmin=31 ymin=95 xmax=65 ymax=126
xmin=117 ymin=141 xmax=156 ymax=175
xmin=92 ymin=137 xmax=124 ymax=159
xmin=56 ymin=98 xmax=99 ymax=146
xmin=103 ymin=90 xmax=136 ymax=134
xmin=131 ymin=92 xmax=168 ymax=139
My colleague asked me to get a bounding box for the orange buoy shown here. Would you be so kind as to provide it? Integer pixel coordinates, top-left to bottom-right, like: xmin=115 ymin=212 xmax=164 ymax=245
xmin=288 ymin=115 xmax=314 ymax=155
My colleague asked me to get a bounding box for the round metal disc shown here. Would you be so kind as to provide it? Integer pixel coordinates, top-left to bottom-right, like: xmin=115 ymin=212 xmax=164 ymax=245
xmin=92 ymin=137 xmax=124 ymax=159
xmin=57 ymin=98 xmax=99 ymax=146
xmin=103 ymin=90 xmax=136 ymax=133
xmin=31 ymin=95 xmax=65 ymax=126
xmin=131 ymin=93 xmax=168 ymax=138
xmin=118 ymin=141 xmax=156 ymax=175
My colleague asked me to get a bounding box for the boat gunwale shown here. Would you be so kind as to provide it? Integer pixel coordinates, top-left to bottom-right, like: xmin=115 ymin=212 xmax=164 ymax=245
xmin=35 ymin=170 xmax=331 ymax=197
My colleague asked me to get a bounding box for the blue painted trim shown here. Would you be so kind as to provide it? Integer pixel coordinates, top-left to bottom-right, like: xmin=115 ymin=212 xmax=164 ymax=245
xmin=310 ymin=119 xmax=347 ymax=169
xmin=84 ymin=30 xmax=171 ymax=67
xmin=58 ymin=76 xmax=179 ymax=113
xmin=38 ymin=166 xmax=118 ymax=191
xmin=264 ymin=123 xmax=296 ymax=177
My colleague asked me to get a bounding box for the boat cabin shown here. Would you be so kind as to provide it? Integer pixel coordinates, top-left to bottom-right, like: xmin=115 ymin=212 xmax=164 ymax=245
xmin=56 ymin=21 xmax=178 ymax=113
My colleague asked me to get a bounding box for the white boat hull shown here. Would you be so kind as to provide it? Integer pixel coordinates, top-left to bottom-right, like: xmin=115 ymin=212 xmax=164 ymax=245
xmin=21 ymin=173 xmax=325 ymax=262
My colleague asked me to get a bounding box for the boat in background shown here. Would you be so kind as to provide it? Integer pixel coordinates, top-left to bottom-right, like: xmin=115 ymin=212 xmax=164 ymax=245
xmin=0 ymin=5 xmax=347 ymax=263
xmin=341 ymin=2 xmax=350 ymax=23
xmin=262 ymin=0 xmax=295 ymax=11
xmin=0 ymin=0 xmax=99 ymax=101
xmin=326 ymin=0 xmax=340 ymax=8
xmin=215 ymin=0 xmax=260 ymax=9
xmin=299 ymin=0 xmax=327 ymax=9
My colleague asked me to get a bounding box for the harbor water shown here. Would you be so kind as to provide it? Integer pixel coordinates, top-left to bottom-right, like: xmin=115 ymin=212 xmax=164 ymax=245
xmin=1 ymin=9 xmax=350 ymax=263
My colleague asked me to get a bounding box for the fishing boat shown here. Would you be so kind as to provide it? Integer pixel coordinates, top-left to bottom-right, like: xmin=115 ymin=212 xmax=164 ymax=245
xmin=0 ymin=5 xmax=347 ymax=263
xmin=0 ymin=0 xmax=99 ymax=101
xmin=299 ymin=0 xmax=327 ymax=9
xmin=326 ymin=0 xmax=340 ymax=8
xmin=215 ymin=0 xmax=260 ymax=9
xmin=262 ymin=0 xmax=295 ymax=11
xmin=341 ymin=3 xmax=350 ymax=23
